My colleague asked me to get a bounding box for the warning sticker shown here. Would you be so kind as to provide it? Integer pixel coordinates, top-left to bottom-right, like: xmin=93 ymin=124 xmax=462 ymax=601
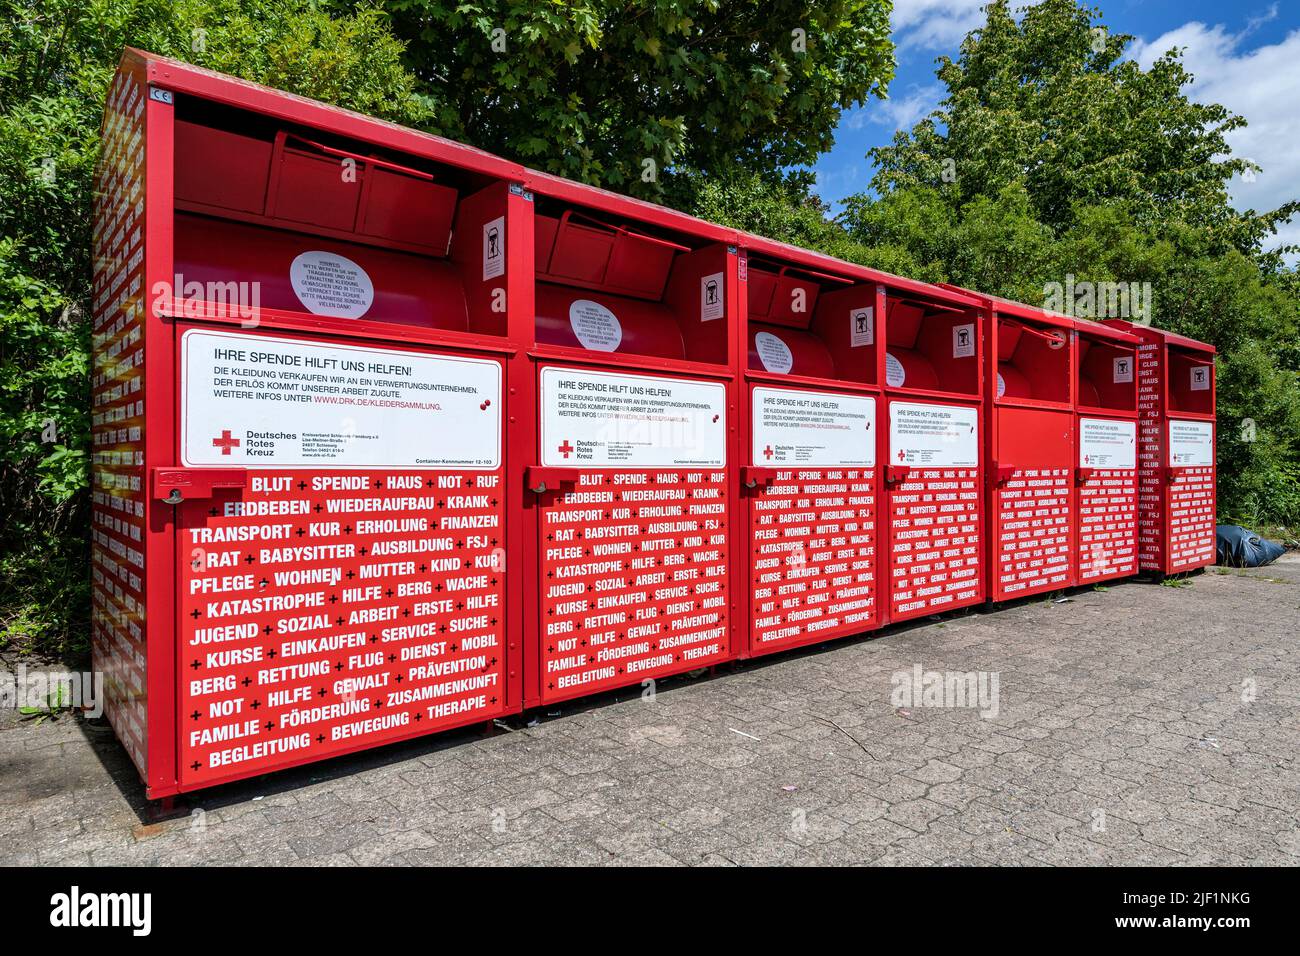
xmin=289 ymin=251 xmax=374 ymax=319
xmin=885 ymin=352 xmax=906 ymax=387
xmin=953 ymin=323 xmax=975 ymax=358
xmin=996 ymin=373 xmax=1006 ymax=399
xmin=181 ymin=330 xmax=501 ymax=469
xmin=889 ymin=401 xmax=979 ymax=468
xmin=482 ymin=216 xmax=505 ymax=280
xmin=754 ymin=331 xmax=793 ymax=374
xmin=540 ymin=366 xmax=726 ymax=467
xmin=1113 ymin=356 xmax=1133 ymax=383
xmin=1190 ymin=365 xmax=1211 ymax=391
xmin=751 ymin=387 xmax=876 ymax=467
xmin=850 ymin=306 xmax=874 ymax=347
xmin=569 ymin=300 xmax=622 ymax=351
xmin=1079 ymin=417 xmax=1137 ymax=469
xmin=1169 ymin=419 xmax=1214 ymax=466
xmin=700 ymin=272 xmax=724 ymax=322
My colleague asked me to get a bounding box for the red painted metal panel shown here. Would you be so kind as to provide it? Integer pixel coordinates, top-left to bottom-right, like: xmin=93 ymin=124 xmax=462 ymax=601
xmin=880 ymin=283 xmax=985 ymax=622
xmin=1075 ymin=415 xmax=1139 ymax=583
xmin=987 ymin=402 xmax=1075 ymax=602
xmin=171 ymin=325 xmax=512 ymax=791
xmin=531 ymin=363 xmax=731 ymax=703
xmin=94 ymin=51 xmax=532 ymax=797
xmin=745 ymin=384 xmax=879 ymax=655
xmin=885 ymin=398 xmax=984 ymax=621
xmin=91 ymin=54 xmax=153 ymax=783
xmin=1115 ymin=321 xmax=1218 ymax=575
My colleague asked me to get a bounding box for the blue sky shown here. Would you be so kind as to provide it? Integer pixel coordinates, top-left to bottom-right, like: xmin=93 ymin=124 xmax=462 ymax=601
xmin=812 ymin=0 xmax=1300 ymax=258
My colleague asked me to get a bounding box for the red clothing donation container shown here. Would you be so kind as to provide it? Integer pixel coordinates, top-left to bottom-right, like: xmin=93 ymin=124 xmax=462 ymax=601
xmin=736 ymin=236 xmax=882 ymax=656
xmin=880 ymin=281 xmax=986 ymax=622
xmin=961 ymin=293 xmax=1076 ymax=602
xmin=90 ymin=51 xmax=530 ymax=797
xmin=520 ymin=171 xmax=739 ymax=706
xmin=1104 ymin=322 xmax=1218 ymax=575
xmin=1073 ymin=320 xmax=1141 ymax=584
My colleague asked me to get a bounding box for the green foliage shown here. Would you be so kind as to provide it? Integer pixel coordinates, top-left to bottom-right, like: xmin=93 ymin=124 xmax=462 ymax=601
xmin=868 ymin=0 xmax=1295 ymax=259
xmin=381 ymin=1 xmax=894 ymax=198
xmin=839 ymin=0 xmax=1300 ymax=531
xmin=0 ymin=0 xmax=430 ymax=656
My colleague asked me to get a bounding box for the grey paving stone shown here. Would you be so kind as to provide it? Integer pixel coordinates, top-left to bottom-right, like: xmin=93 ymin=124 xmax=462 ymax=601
xmin=2 ymin=556 xmax=1297 ymax=865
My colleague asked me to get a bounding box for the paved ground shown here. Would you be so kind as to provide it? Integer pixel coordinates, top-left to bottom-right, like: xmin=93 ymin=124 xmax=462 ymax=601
xmin=3 ymin=557 xmax=1298 ymax=866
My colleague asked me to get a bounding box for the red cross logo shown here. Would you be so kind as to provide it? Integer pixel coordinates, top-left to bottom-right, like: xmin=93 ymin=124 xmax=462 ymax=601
xmin=212 ymin=430 xmax=240 ymax=455
xmin=897 ymin=449 xmax=906 ymax=461
xmin=557 ymin=440 xmax=574 ymax=459
xmin=763 ymin=445 xmax=774 ymax=460
xmin=1085 ymin=455 xmax=1091 ymax=464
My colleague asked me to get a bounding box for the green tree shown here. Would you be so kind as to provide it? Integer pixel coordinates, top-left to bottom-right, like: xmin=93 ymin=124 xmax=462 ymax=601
xmin=842 ymin=0 xmax=1300 ymax=532
xmin=0 ymin=0 xmax=430 ymax=655
xmin=382 ymin=0 xmax=894 ymax=198
xmin=867 ymin=0 xmax=1295 ymax=261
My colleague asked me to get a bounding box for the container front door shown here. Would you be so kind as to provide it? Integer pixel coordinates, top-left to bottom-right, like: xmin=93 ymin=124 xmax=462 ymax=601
xmin=886 ymin=399 xmax=983 ymax=621
xmin=174 ymin=326 xmax=509 ymax=790
xmin=1165 ymin=419 xmax=1216 ymax=572
xmin=1076 ymin=416 xmax=1138 ymax=583
xmin=991 ymin=407 xmax=1073 ymax=600
xmin=747 ymin=385 xmax=878 ymax=654
xmin=534 ymin=364 xmax=731 ymax=704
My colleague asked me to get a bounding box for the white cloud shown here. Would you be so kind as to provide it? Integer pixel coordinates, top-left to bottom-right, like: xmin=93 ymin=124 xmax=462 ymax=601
xmin=844 ymin=82 xmax=945 ymax=131
xmin=1131 ymin=19 xmax=1300 ymax=259
xmin=891 ymin=0 xmax=990 ymax=51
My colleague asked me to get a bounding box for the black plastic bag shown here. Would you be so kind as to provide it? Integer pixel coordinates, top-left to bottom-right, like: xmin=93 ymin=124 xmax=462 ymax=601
xmin=1215 ymin=525 xmax=1286 ymax=568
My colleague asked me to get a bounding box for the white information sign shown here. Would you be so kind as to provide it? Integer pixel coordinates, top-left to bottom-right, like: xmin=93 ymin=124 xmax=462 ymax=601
xmin=1113 ymin=356 xmax=1133 ymax=383
xmin=885 ymin=352 xmax=906 ymax=387
xmin=754 ymin=331 xmax=794 ymax=374
xmin=569 ymin=299 xmax=622 ymax=351
xmin=751 ymin=387 xmax=876 ymax=467
xmin=1190 ymin=366 xmax=1210 ymax=391
xmin=1079 ymin=417 xmax=1137 ymax=469
xmin=540 ymin=366 xmax=726 ymax=467
xmin=1169 ymin=419 xmax=1214 ymax=466
xmin=889 ymin=401 xmax=979 ymax=468
xmin=289 ymin=251 xmax=374 ymax=319
xmin=181 ymin=329 xmax=501 ymax=468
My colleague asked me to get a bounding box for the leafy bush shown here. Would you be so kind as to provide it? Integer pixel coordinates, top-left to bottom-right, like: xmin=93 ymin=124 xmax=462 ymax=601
xmin=0 ymin=0 xmax=432 ymax=656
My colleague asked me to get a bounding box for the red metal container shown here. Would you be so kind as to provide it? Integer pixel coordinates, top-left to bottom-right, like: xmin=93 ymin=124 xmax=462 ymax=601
xmin=1103 ymin=321 xmax=1217 ymax=575
xmin=520 ymin=171 xmax=740 ymax=706
xmin=1073 ymin=320 xmax=1141 ymax=584
xmin=880 ymin=282 xmax=986 ymax=622
xmin=90 ymin=50 xmax=530 ymax=797
xmin=736 ymin=236 xmax=882 ymax=657
xmin=958 ymin=293 xmax=1076 ymax=602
